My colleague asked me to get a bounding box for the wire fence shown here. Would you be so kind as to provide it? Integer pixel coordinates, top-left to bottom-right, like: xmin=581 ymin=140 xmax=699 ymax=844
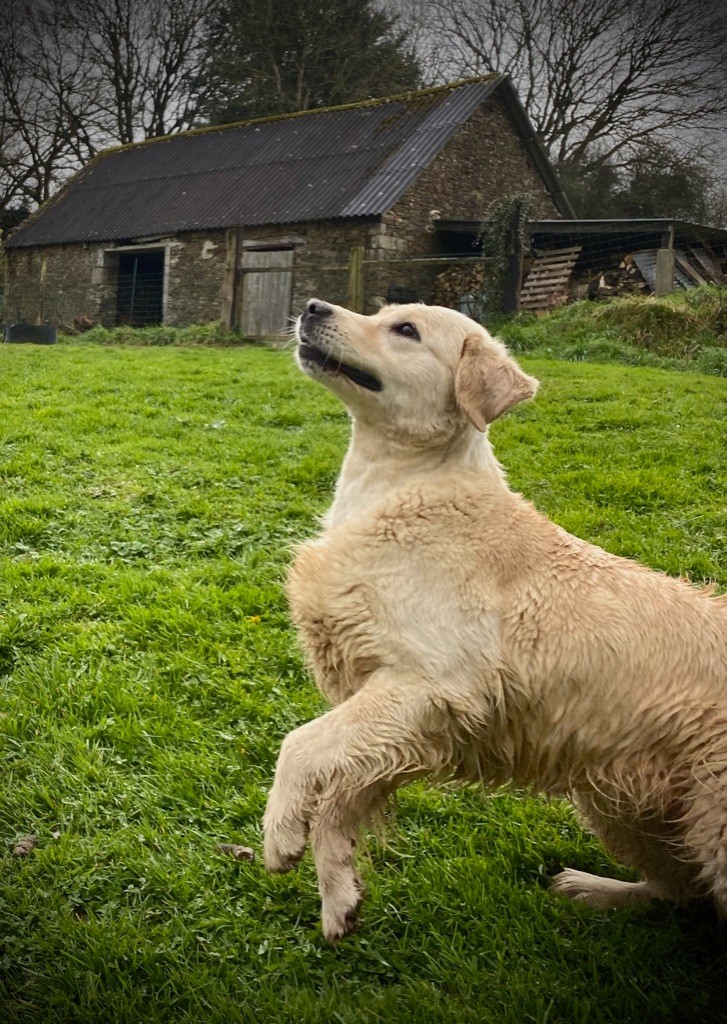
xmin=116 ymin=270 xmax=165 ymax=327
xmin=520 ymin=224 xmax=727 ymax=312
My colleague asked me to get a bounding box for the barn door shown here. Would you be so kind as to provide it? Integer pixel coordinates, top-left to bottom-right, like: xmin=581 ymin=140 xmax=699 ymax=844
xmin=239 ymin=248 xmax=293 ymax=337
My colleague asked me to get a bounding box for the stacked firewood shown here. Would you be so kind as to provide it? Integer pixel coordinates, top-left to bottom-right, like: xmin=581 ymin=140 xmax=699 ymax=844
xmin=433 ymin=262 xmax=491 ymax=308
xmin=574 ymin=255 xmax=649 ymax=301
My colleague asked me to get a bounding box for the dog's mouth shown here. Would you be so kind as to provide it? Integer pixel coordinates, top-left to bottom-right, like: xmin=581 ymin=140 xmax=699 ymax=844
xmin=297 ymin=340 xmax=382 ymax=392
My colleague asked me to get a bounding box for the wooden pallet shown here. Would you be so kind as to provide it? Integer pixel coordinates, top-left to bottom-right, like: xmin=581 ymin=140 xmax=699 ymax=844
xmin=520 ymin=246 xmax=582 ymax=313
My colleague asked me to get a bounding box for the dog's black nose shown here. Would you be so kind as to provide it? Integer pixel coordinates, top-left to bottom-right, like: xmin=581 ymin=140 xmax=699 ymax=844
xmin=305 ymin=299 xmax=334 ymax=318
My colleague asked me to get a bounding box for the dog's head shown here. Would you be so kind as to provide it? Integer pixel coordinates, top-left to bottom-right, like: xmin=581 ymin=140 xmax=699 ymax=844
xmin=296 ymin=299 xmax=538 ymax=442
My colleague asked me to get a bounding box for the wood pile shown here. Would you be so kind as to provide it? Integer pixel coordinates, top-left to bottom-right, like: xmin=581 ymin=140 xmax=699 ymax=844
xmin=575 ymin=246 xmax=725 ymax=302
xmin=432 ymin=241 xmax=725 ymax=316
xmin=577 ymin=254 xmax=649 ymax=301
xmin=433 ymin=261 xmax=491 ymax=309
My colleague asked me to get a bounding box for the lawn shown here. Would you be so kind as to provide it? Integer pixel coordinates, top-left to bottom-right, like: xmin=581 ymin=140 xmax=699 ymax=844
xmin=0 ymin=341 xmax=725 ymax=1024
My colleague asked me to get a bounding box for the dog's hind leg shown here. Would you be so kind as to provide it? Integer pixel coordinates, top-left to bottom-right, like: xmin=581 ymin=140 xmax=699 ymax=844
xmin=682 ymin=761 xmax=727 ymax=918
xmin=549 ymin=868 xmax=659 ymax=908
xmin=551 ymin=790 xmax=698 ymax=911
xmin=264 ymin=669 xmax=452 ymax=940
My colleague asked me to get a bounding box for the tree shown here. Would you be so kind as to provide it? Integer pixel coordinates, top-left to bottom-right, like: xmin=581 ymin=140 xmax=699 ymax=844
xmin=556 ymin=141 xmax=725 ymax=223
xmin=199 ymin=0 xmax=421 ymax=125
xmin=555 ymin=154 xmax=622 ymax=219
xmin=0 ymin=0 xmax=215 ymax=213
xmin=611 ymin=144 xmax=713 ymax=222
xmin=67 ymin=0 xmax=214 ymax=144
xmin=402 ymin=0 xmax=727 ymax=171
xmin=0 ymin=2 xmax=102 ymax=211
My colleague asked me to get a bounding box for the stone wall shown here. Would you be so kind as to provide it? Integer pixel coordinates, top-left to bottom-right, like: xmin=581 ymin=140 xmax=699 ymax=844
xmin=3 ymin=222 xmax=367 ymax=329
xmin=166 ymin=230 xmax=228 ymax=326
xmin=364 ymin=93 xmax=563 ymax=309
xmin=4 ymin=242 xmax=103 ymax=327
xmin=4 ymin=229 xmax=230 ymax=329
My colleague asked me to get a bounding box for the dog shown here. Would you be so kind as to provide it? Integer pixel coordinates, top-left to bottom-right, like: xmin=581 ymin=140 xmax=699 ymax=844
xmin=263 ymin=299 xmax=727 ymax=941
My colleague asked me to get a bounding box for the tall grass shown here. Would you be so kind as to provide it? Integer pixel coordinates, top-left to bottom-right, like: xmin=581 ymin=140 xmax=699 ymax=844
xmin=498 ymin=285 xmax=727 ymax=376
xmin=61 ymin=321 xmax=248 ymax=347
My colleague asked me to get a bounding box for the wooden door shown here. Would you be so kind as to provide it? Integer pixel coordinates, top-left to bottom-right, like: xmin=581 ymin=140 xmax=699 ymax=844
xmin=239 ymin=248 xmax=293 ymax=337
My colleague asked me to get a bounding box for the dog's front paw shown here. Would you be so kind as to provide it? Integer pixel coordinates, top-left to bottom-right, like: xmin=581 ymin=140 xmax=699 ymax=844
xmin=321 ymin=879 xmax=364 ymax=942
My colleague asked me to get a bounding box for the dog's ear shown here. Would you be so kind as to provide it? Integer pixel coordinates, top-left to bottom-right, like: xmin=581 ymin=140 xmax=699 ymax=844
xmin=455 ymin=333 xmax=539 ymax=431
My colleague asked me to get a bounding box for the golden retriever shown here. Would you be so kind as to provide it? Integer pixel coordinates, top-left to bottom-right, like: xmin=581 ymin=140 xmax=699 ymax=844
xmin=263 ymin=299 xmax=727 ymax=941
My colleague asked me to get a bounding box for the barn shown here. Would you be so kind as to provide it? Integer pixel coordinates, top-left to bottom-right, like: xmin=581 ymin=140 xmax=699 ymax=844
xmin=3 ymin=75 xmax=573 ymax=336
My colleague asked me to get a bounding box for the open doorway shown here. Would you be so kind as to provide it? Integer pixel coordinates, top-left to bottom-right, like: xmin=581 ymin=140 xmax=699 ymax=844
xmin=116 ymin=249 xmax=165 ymax=326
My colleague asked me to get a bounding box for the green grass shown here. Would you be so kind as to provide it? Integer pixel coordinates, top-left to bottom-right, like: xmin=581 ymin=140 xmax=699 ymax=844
xmin=0 ymin=342 xmax=725 ymax=1023
xmin=497 ymin=285 xmax=727 ymax=377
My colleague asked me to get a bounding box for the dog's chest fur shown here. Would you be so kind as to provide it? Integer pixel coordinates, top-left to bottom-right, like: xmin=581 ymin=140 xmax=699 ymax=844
xmin=286 ymin=482 xmax=516 ymax=709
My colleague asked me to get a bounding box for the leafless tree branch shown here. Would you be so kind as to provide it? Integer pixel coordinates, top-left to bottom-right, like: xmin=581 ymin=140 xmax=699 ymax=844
xmin=398 ymin=0 xmax=727 ymax=168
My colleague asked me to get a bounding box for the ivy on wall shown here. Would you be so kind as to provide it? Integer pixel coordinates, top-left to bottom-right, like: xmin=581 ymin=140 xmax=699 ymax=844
xmin=476 ymin=193 xmax=538 ymax=313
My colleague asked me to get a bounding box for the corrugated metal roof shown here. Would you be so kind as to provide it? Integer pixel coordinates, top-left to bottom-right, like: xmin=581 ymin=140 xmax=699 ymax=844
xmin=341 ymin=79 xmax=497 ymax=216
xmin=632 ymin=251 xmax=693 ymax=291
xmin=7 ymin=75 xmax=570 ymax=248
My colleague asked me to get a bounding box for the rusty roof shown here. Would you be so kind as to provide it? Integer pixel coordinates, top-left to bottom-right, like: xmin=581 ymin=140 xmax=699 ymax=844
xmin=7 ymin=75 xmax=573 ymax=248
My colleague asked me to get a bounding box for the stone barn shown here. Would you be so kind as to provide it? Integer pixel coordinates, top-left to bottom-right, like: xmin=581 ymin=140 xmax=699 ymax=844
xmin=4 ymin=74 xmax=573 ymax=335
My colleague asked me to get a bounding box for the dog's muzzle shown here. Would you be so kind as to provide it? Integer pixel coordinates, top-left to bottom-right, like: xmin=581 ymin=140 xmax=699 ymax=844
xmin=297 ymin=300 xmax=382 ymax=392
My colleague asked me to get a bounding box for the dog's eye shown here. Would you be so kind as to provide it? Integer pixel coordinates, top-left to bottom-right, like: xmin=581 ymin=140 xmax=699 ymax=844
xmin=392 ymin=322 xmax=420 ymax=341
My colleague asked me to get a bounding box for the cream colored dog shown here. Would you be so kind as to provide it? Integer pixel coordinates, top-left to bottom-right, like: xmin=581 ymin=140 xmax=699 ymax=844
xmin=263 ymin=298 xmax=727 ymax=941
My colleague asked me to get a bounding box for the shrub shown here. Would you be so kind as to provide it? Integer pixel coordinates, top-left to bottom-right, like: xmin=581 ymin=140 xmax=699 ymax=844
xmin=496 ymin=285 xmax=727 ymax=376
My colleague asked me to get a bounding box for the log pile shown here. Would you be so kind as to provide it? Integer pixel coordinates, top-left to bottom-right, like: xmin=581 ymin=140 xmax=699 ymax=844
xmin=575 ymin=254 xmax=650 ymax=302
xmin=433 ymin=261 xmax=491 ymax=309
xmin=432 ymin=242 xmax=725 ymax=316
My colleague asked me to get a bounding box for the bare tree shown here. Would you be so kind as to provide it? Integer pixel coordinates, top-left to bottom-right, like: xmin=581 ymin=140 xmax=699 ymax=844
xmin=0 ymin=0 xmax=215 ymax=214
xmin=68 ymin=0 xmax=213 ymax=143
xmin=403 ymin=0 xmax=727 ymax=170
xmin=0 ymin=2 xmax=104 ymax=211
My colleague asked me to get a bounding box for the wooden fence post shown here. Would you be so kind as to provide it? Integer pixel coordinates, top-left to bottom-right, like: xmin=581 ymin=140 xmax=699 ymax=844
xmin=348 ymin=246 xmax=364 ymax=312
xmin=38 ymin=257 xmax=47 ymax=324
xmin=221 ymin=228 xmax=241 ymax=328
xmin=502 ymin=252 xmax=524 ymax=313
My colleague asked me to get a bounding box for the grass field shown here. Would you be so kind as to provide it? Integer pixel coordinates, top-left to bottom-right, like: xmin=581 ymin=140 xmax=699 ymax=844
xmin=0 ymin=340 xmax=726 ymax=1023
